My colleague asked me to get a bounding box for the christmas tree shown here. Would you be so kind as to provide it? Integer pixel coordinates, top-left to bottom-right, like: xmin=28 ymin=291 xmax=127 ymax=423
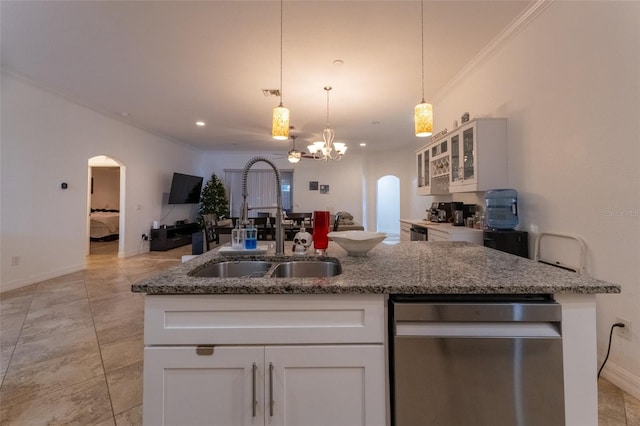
xmin=198 ymin=173 xmax=229 ymax=229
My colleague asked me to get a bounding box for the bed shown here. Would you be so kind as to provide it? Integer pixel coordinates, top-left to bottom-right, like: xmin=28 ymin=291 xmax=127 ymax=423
xmin=90 ymin=209 xmax=120 ymax=241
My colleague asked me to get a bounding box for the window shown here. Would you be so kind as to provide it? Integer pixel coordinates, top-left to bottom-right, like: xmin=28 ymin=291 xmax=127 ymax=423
xmin=225 ymin=169 xmax=293 ymax=217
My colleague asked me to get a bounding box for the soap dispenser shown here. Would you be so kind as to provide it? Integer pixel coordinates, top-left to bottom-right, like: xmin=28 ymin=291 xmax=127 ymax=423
xmin=244 ymin=219 xmax=258 ymax=250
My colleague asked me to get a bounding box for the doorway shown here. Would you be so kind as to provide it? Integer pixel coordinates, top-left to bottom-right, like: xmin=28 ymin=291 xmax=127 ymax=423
xmin=88 ymin=156 xmax=125 ymax=256
xmin=376 ymin=175 xmax=400 ymax=241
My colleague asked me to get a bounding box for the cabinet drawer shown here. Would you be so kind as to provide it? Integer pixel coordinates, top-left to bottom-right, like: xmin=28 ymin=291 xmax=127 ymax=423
xmin=145 ymin=294 xmax=385 ymax=345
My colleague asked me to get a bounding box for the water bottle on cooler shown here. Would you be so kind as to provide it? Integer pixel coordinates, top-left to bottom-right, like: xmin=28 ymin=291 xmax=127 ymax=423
xmin=485 ymin=189 xmax=519 ymax=230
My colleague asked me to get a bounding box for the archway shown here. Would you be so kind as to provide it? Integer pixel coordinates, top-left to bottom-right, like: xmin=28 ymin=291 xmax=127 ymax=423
xmin=87 ymin=155 xmax=126 ymax=256
xmin=376 ymin=175 xmax=400 ymax=240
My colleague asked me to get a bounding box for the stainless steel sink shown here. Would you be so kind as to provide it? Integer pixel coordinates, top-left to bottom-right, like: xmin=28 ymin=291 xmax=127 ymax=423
xmin=270 ymin=261 xmax=342 ymax=278
xmin=190 ymin=258 xmax=342 ymax=279
xmin=192 ymin=261 xmax=272 ymax=278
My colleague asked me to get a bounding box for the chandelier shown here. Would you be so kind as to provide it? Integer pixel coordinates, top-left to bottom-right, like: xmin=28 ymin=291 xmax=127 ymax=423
xmin=307 ymin=86 xmax=347 ymax=161
xmin=415 ymin=0 xmax=433 ymax=137
xmin=287 ymin=135 xmax=302 ymax=163
xmin=272 ymin=0 xmax=289 ymax=140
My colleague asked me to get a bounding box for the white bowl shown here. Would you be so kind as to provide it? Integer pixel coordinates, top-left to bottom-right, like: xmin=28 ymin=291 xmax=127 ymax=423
xmin=327 ymin=231 xmax=387 ymax=256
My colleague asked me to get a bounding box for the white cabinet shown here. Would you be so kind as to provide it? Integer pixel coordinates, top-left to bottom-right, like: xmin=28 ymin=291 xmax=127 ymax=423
xmin=144 ymin=345 xmax=385 ymax=426
xmin=143 ymin=294 xmax=387 ymax=426
xmin=416 ymin=118 xmax=507 ymax=195
xmin=416 ymin=139 xmax=449 ymax=195
xmin=449 ymin=118 xmax=507 ymax=193
xmin=416 ymin=146 xmax=429 ymax=195
xmin=267 ymin=345 xmax=385 ymax=426
xmin=400 ymin=221 xmax=412 ymax=241
xmin=425 ymin=224 xmax=483 ymax=244
xmin=144 ymin=346 xmax=264 ymax=426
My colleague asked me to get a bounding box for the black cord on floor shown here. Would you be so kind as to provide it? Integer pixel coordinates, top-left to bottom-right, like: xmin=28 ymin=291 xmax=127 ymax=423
xmin=598 ymin=322 xmax=625 ymax=378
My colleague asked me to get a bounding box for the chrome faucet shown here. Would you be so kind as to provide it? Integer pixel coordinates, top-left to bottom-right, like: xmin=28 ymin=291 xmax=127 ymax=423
xmin=241 ymin=156 xmax=285 ymax=255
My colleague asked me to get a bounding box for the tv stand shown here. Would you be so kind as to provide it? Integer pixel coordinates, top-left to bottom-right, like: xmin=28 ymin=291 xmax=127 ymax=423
xmin=150 ymin=223 xmax=199 ymax=251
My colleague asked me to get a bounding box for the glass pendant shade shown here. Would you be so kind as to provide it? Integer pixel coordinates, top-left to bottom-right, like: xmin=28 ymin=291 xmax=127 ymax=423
xmin=272 ymin=104 xmax=290 ymax=140
xmin=415 ymin=101 xmax=433 ymax=137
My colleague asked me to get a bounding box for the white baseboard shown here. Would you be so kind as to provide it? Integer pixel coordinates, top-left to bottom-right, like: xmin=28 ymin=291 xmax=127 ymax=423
xmin=0 ymin=263 xmax=86 ymax=294
xmin=600 ymin=360 xmax=640 ymax=400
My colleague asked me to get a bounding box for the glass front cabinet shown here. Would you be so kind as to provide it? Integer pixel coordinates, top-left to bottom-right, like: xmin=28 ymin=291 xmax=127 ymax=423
xmin=416 ymin=137 xmax=449 ymax=196
xmin=416 ymin=146 xmax=430 ymax=195
xmin=449 ymin=118 xmax=507 ymax=193
xmin=416 ymin=118 xmax=507 ymax=195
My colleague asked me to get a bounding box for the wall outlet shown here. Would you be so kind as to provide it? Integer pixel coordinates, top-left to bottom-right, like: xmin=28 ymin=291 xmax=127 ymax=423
xmin=615 ymin=317 xmax=632 ymax=340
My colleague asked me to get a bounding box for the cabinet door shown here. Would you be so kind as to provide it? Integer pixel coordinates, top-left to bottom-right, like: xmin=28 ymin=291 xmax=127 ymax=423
xmin=265 ymin=345 xmax=386 ymax=426
xmin=417 ymin=152 xmax=423 ymax=188
xmin=428 ymin=228 xmax=449 ymax=242
xmin=144 ymin=346 xmax=265 ymax=426
xmin=461 ymin=125 xmax=476 ymax=182
xmin=451 ymin=133 xmax=460 ymax=183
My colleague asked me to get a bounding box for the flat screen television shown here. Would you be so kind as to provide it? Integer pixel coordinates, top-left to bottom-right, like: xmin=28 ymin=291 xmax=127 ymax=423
xmin=168 ymin=173 xmax=203 ymax=204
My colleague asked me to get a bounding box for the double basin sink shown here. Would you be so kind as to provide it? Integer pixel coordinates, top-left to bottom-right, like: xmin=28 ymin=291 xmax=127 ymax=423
xmin=190 ymin=257 xmax=342 ymax=279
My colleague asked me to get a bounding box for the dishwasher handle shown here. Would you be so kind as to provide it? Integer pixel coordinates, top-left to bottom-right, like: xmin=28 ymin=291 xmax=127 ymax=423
xmin=396 ymin=321 xmax=562 ymax=338
xmin=393 ymin=302 xmax=561 ymax=323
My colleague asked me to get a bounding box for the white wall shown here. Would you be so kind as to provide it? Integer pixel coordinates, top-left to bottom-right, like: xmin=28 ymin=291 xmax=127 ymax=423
xmin=433 ymin=2 xmax=640 ymax=396
xmin=364 ymin=145 xmax=434 ymax=228
xmin=1 ymin=73 xmax=203 ymax=292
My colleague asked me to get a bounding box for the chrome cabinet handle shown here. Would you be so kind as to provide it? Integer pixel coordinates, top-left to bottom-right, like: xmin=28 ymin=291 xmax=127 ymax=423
xmin=269 ymin=362 xmax=274 ymax=417
xmin=252 ymin=363 xmax=257 ymax=418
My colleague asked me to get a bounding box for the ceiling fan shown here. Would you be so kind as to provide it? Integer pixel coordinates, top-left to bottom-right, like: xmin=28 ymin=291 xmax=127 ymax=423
xmin=273 ymin=135 xmax=314 ymax=163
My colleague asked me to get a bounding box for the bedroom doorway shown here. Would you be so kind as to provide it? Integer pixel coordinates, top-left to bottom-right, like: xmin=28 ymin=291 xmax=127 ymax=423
xmin=88 ymin=155 xmax=125 ymax=257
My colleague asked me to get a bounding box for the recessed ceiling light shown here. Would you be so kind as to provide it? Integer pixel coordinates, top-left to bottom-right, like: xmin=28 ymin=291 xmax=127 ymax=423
xmin=360 ymin=143 xmax=367 ymax=147
xmin=333 ymin=59 xmax=344 ymax=66
xmin=196 ymin=121 xmax=206 ymax=127
xmin=120 ymin=112 xmax=130 ymax=117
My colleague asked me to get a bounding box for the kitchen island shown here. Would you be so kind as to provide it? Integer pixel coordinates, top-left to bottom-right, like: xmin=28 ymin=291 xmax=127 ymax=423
xmin=132 ymin=241 xmax=620 ymax=426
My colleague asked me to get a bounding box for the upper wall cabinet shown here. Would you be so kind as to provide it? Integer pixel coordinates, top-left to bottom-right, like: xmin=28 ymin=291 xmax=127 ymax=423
xmin=449 ymin=118 xmax=507 ymax=193
xmin=416 ymin=118 xmax=507 ymax=195
xmin=416 ymin=138 xmax=450 ymax=195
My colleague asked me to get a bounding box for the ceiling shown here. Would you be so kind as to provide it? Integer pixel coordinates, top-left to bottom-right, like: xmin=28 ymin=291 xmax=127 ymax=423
xmin=1 ymin=1 xmax=533 ymax=154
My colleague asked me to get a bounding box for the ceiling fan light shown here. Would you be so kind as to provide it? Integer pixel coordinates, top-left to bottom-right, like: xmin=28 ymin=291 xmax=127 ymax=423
xmin=288 ymin=149 xmax=301 ymax=163
xmin=272 ymin=104 xmax=290 ymax=140
xmin=415 ymin=101 xmax=433 ymax=137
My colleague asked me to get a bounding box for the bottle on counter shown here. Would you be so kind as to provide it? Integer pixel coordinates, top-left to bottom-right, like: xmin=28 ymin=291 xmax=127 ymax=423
xmin=244 ymin=219 xmax=257 ymax=250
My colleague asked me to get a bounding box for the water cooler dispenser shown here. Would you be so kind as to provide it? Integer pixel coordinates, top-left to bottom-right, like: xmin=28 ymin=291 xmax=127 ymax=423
xmin=484 ymin=189 xmax=529 ymax=258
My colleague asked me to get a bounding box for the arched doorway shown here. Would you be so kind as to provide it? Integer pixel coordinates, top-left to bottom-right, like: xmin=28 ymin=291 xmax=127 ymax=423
xmin=376 ymin=175 xmax=400 ymax=240
xmin=87 ymin=155 xmax=125 ymax=256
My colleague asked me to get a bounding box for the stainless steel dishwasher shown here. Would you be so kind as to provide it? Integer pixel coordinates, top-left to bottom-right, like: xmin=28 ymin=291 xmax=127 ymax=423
xmin=389 ymin=295 xmax=565 ymax=426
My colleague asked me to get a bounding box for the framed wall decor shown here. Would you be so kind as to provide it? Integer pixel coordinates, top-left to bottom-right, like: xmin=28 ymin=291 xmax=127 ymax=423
xmin=319 ymin=184 xmax=330 ymax=194
xmin=309 ymin=181 xmax=319 ymax=191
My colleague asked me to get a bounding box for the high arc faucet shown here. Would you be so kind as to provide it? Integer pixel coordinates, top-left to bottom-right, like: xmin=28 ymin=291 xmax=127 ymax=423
xmin=241 ymin=156 xmax=285 ymax=255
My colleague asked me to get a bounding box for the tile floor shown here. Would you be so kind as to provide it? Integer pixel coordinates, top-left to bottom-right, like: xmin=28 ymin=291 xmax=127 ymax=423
xmin=1 ymin=240 xmax=639 ymax=425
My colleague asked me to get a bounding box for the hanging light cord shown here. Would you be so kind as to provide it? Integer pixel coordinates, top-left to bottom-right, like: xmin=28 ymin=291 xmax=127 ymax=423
xmin=279 ymin=0 xmax=284 ymax=107
xmin=420 ymin=0 xmax=425 ymax=103
xmin=325 ymin=86 xmax=331 ymax=128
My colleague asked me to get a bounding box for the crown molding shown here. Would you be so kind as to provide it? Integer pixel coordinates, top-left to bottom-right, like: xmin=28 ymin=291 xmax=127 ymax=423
xmin=433 ymin=0 xmax=553 ymax=103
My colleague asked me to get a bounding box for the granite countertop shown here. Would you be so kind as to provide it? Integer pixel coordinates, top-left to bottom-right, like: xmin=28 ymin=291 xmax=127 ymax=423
xmin=131 ymin=241 xmax=620 ymax=295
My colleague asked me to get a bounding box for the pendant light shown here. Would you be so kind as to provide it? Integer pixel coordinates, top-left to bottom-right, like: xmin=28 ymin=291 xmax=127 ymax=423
xmin=307 ymin=86 xmax=347 ymax=161
xmin=415 ymin=0 xmax=433 ymax=137
xmin=287 ymin=135 xmax=302 ymax=163
xmin=272 ymin=0 xmax=289 ymax=140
